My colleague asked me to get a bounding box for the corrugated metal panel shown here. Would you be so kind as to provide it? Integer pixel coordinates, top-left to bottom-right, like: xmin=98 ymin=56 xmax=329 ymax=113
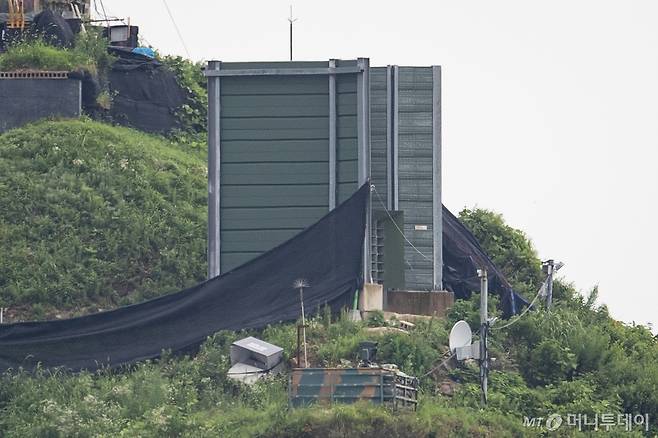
xmin=216 ymin=61 xmax=362 ymax=272
xmin=209 ymin=60 xmax=439 ymax=284
xmin=397 ymin=67 xmax=436 ymax=290
xmin=369 ymin=67 xmax=389 ymax=204
xmin=367 ymin=66 xmax=441 ymax=292
xmin=336 ymin=74 xmax=358 ymax=204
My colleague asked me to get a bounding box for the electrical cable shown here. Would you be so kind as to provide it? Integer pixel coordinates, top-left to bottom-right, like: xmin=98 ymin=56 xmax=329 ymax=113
xmin=161 ymin=0 xmax=191 ymax=59
xmin=420 ymin=352 xmax=456 ymax=378
xmin=93 ymin=0 xmax=101 ymax=18
xmin=97 ymin=0 xmax=110 ymax=29
xmin=371 ymin=185 xmax=433 ymax=262
xmin=490 ymin=276 xmax=548 ymax=331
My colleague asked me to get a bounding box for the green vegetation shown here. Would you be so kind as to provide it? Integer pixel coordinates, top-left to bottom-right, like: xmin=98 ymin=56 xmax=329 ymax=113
xmin=0 ymin=120 xmax=656 ymax=436
xmin=0 ymin=31 xmax=114 ymax=76
xmin=458 ymin=208 xmax=543 ymax=298
xmin=1 ymin=300 xmax=655 ymax=436
xmin=0 ymin=119 xmax=207 ymax=319
xmin=160 ymin=55 xmax=208 ymax=141
xmin=0 ymin=35 xmax=205 ymax=138
xmin=0 ymin=314 xmax=539 ymax=437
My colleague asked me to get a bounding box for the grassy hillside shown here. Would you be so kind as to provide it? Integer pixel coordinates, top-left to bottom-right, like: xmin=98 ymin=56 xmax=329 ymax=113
xmin=0 ymin=120 xmax=656 ymax=436
xmin=1 ymin=303 xmax=655 ymax=437
xmin=0 ymin=119 xmax=208 ymax=320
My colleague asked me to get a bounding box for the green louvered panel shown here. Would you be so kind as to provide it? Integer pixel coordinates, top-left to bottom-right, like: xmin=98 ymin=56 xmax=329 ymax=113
xmin=218 ymin=61 xmax=361 ymax=272
xmin=397 ymin=67 xmax=436 ymax=291
xmin=222 ymin=139 xmax=328 ymax=163
xmin=369 ymin=67 xmax=389 ymax=205
xmin=336 ymin=74 xmax=358 ymax=203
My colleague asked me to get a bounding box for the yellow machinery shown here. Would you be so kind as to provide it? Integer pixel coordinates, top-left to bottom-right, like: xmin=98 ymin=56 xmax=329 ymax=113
xmin=7 ymin=0 xmax=26 ymax=30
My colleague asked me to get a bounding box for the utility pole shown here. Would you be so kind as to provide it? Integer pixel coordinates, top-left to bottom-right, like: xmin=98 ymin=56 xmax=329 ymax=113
xmin=478 ymin=269 xmax=489 ymax=405
xmin=294 ymin=279 xmax=309 ymax=367
xmin=545 ymin=260 xmax=554 ymax=309
xmin=288 ymin=5 xmax=297 ymax=61
xmin=542 ymin=259 xmax=563 ymax=310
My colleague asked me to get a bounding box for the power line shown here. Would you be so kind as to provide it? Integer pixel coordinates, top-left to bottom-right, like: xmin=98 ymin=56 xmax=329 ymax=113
xmin=491 ymin=277 xmax=548 ymax=331
xmin=372 ymin=185 xmax=433 ymax=262
xmin=95 ymin=0 xmax=110 ymax=28
xmin=161 ymin=0 xmax=191 ymax=59
xmin=373 ymin=182 xmax=545 ymax=332
xmin=420 ymin=352 xmax=456 ymax=378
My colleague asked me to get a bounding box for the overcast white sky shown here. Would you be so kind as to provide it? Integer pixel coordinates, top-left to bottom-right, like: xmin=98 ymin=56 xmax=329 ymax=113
xmin=98 ymin=0 xmax=658 ymax=331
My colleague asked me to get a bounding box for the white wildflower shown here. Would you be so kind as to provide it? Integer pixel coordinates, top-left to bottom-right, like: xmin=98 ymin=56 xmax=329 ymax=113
xmin=111 ymin=385 xmax=130 ymax=397
xmin=149 ymin=406 xmax=170 ymax=427
xmin=42 ymin=399 xmax=58 ymax=414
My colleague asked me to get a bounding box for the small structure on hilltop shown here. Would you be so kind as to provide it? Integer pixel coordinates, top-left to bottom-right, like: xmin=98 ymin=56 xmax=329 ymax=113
xmin=0 ymin=1 xmax=90 ymax=46
xmin=288 ymin=341 xmax=419 ymax=409
xmin=227 ymin=337 xmax=285 ymax=384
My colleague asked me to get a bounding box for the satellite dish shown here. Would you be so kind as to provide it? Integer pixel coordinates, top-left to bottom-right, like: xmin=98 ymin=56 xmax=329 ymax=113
xmin=449 ymin=320 xmax=472 ymax=353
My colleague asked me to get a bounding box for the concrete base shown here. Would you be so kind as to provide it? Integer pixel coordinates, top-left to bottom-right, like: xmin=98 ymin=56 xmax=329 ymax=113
xmin=359 ymin=283 xmax=384 ymax=311
xmin=384 ymin=290 xmax=454 ymax=317
xmin=0 ymin=77 xmax=82 ymax=133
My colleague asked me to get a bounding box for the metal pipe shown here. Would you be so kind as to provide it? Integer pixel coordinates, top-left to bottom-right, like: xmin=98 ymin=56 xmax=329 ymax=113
xmin=203 ymin=67 xmax=364 ymax=77
xmin=357 ymin=58 xmax=371 ymax=283
xmin=479 ymin=269 xmax=488 ymax=405
xmin=392 ymin=66 xmax=399 ymax=211
xmin=296 ymin=324 xmax=302 ymax=367
xmin=207 ymin=61 xmax=222 ymax=279
xmin=432 ymin=66 xmax=443 ymax=291
xmin=546 ymin=259 xmax=554 ymax=309
xmin=328 ymin=59 xmax=337 ymax=210
xmin=299 ymin=287 xmax=308 ymax=367
xmin=385 ymin=66 xmax=393 ymax=210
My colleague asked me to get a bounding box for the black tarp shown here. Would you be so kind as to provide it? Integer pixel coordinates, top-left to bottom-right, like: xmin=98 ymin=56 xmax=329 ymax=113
xmin=31 ymin=10 xmax=75 ymax=48
xmin=107 ymin=47 xmax=188 ymax=134
xmin=0 ymin=184 xmax=369 ymax=372
xmin=442 ymin=205 xmax=528 ymax=317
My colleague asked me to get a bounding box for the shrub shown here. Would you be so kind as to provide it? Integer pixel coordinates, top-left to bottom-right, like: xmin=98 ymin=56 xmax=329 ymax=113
xmin=459 ymin=208 xmax=543 ymax=297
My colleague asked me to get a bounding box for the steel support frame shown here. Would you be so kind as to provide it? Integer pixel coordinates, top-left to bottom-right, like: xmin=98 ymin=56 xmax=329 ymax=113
xmin=356 ymin=58 xmax=371 ymax=284
xmin=328 ymin=60 xmax=337 ymax=210
xmin=392 ymin=66 xmax=400 ymax=211
xmin=432 ymin=66 xmax=443 ymax=290
xmin=207 ymin=60 xmax=222 ymax=279
xmin=385 ymin=66 xmax=394 ymax=210
xmin=204 ymin=66 xmax=364 ymax=77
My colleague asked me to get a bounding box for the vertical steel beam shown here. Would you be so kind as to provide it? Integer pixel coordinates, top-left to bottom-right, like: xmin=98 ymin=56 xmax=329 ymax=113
xmin=357 ymin=57 xmax=371 ymax=283
xmin=432 ymin=66 xmax=443 ymax=290
xmin=207 ymin=61 xmax=222 ymax=279
xmin=479 ymin=269 xmax=489 ymax=406
xmin=392 ymin=65 xmax=400 ymax=211
xmin=328 ymin=59 xmax=337 ymax=211
xmin=385 ymin=66 xmax=393 ymax=210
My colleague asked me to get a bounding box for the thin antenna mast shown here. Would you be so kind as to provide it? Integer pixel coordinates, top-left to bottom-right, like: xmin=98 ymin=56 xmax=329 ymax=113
xmin=478 ymin=269 xmax=489 ymax=405
xmin=288 ymin=5 xmax=298 ymax=61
